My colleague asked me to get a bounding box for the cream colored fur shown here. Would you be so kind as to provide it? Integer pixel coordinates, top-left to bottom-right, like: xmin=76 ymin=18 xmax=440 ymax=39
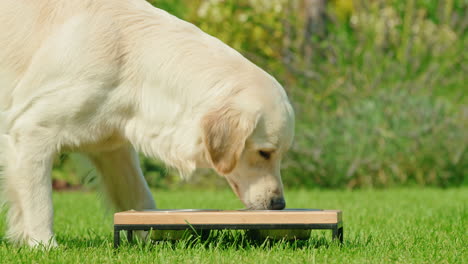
xmin=0 ymin=0 xmax=294 ymax=247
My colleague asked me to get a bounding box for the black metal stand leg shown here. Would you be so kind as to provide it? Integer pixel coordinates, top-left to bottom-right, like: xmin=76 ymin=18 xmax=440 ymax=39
xmin=114 ymin=229 xmax=121 ymax=248
xmin=332 ymin=227 xmax=343 ymax=244
xmin=127 ymin=230 xmax=133 ymax=243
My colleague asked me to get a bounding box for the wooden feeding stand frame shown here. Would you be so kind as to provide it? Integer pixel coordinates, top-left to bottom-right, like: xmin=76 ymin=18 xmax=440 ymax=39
xmin=113 ymin=209 xmax=343 ymax=248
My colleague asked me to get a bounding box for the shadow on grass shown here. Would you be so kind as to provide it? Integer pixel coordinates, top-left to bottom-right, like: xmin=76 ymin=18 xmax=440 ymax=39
xmin=112 ymin=229 xmax=373 ymax=251
xmin=1 ymin=230 xmax=373 ymax=250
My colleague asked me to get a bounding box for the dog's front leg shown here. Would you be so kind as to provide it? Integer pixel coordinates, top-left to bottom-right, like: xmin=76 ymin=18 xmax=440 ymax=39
xmin=88 ymin=144 xmax=156 ymax=212
xmin=88 ymin=144 xmax=156 ymax=241
xmin=2 ymin=132 xmax=57 ymax=247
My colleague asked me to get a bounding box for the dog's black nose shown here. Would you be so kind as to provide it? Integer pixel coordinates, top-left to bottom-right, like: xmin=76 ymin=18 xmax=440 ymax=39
xmin=269 ymin=197 xmax=286 ymax=210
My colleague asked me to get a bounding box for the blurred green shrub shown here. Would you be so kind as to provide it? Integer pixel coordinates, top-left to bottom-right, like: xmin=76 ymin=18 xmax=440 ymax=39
xmin=53 ymin=0 xmax=467 ymax=189
xmin=287 ymin=90 xmax=466 ymax=188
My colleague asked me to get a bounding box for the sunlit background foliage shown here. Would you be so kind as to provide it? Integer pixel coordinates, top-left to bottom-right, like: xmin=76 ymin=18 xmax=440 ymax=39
xmin=53 ymin=0 xmax=467 ymax=189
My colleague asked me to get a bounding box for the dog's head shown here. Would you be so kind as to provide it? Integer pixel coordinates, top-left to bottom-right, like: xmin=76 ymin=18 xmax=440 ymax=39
xmin=201 ymin=77 xmax=294 ymax=210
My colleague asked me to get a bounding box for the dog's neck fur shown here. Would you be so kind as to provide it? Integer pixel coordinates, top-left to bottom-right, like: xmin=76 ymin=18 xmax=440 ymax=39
xmin=112 ymin=4 xmax=264 ymax=177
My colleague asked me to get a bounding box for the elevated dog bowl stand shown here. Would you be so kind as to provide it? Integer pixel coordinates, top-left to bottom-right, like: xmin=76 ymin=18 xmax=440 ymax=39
xmin=113 ymin=209 xmax=343 ymax=248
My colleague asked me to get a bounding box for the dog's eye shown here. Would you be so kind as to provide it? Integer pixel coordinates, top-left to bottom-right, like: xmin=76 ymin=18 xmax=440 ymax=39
xmin=258 ymin=150 xmax=271 ymax=160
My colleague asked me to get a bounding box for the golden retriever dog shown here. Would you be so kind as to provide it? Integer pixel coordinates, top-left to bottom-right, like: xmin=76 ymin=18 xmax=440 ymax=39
xmin=0 ymin=0 xmax=294 ymax=247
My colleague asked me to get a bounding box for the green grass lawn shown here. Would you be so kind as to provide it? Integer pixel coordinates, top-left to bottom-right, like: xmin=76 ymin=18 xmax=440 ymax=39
xmin=0 ymin=188 xmax=466 ymax=263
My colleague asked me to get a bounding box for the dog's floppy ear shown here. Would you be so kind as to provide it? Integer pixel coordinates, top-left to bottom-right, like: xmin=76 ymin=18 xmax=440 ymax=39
xmin=202 ymin=106 xmax=258 ymax=175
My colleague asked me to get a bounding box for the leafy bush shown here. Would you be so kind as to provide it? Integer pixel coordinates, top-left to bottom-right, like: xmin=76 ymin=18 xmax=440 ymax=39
xmin=287 ymin=90 xmax=466 ymax=188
